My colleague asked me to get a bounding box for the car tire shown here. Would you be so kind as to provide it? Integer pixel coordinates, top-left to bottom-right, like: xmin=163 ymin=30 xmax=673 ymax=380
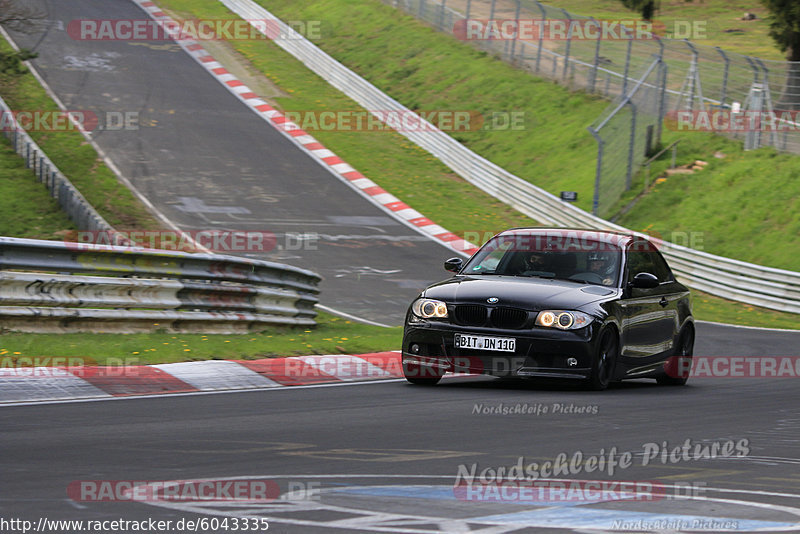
xmin=657 ymin=325 xmax=694 ymax=386
xmin=403 ymin=360 xmax=444 ymax=386
xmin=587 ymin=328 xmax=618 ymax=391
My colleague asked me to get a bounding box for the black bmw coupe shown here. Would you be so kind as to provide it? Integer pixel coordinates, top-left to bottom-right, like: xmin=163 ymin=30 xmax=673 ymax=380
xmin=402 ymin=228 xmax=694 ymax=390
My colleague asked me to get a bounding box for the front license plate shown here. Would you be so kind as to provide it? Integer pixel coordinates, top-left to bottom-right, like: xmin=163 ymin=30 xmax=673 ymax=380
xmin=455 ymin=333 xmax=516 ymax=352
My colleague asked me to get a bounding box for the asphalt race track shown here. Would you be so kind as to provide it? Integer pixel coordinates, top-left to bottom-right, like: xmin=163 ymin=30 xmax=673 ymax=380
xmin=2 ymin=364 xmax=800 ymax=533
xmin=3 ymin=0 xmax=800 ymax=532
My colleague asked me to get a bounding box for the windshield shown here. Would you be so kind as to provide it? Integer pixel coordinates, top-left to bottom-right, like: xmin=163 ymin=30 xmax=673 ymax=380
xmin=462 ymin=233 xmax=622 ymax=287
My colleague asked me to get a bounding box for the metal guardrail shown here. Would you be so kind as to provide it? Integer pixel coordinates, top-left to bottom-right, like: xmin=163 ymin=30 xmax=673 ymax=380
xmin=218 ymin=0 xmax=800 ymax=314
xmin=0 ymin=237 xmax=322 ymax=333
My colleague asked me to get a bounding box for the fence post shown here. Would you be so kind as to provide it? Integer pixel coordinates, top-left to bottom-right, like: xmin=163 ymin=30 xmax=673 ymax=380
xmin=754 ymin=58 xmax=778 ymax=149
xmin=438 ymin=0 xmax=446 ymax=29
xmin=743 ymin=56 xmax=762 ymax=150
xmin=465 ymin=0 xmax=471 ymax=19
xmin=715 ymin=47 xmax=730 ymax=107
xmin=588 ymin=17 xmax=602 ymax=93
xmin=625 ymin=100 xmax=637 ymax=190
xmin=587 ymin=127 xmax=604 ymax=217
xmin=656 ymin=58 xmax=667 ymax=145
xmin=509 ymin=1 xmax=521 ymax=62
xmin=489 ymin=0 xmax=497 ymax=20
xmin=561 ymin=8 xmax=572 ymax=81
xmin=622 ymin=39 xmax=632 ymax=96
xmin=534 ymin=1 xmax=546 ymax=73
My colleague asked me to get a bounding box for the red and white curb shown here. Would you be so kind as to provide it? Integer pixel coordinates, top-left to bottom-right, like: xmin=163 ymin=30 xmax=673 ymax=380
xmin=131 ymin=0 xmax=479 ymax=257
xmin=0 ymin=352 xmax=406 ymax=404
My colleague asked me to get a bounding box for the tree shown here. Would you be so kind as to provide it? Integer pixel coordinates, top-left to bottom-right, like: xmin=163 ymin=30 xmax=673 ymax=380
xmin=761 ymin=0 xmax=800 ymax=110
xmin=761 ymin=0 xmax=800 ymax=61
xmin=0 ymin=0 xmax=43 ymax=75
xmin=619 ymin=0 xmax=659 ymax=21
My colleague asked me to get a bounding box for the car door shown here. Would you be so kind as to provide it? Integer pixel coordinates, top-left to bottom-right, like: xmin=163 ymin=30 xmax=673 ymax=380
xmin=619 ymin=241 xmax=680 ymax=364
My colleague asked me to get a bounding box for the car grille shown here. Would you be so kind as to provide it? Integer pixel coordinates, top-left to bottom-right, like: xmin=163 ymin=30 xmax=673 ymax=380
xmin=491 ymin=307 xmax=528 ymax=329
xmin=453 ymin=305 xmax=528 ymax=329
xmin=453 ymin=305 xmax=488 ymax=326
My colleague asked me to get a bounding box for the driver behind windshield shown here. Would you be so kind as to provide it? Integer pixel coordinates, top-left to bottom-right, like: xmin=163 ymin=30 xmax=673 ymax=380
xmin=588 ymin=252 xmax=617 ymax=286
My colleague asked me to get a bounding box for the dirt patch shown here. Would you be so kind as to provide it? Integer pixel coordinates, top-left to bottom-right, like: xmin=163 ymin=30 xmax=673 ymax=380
xmin=199 ymin=39 xmax=288 ymax=102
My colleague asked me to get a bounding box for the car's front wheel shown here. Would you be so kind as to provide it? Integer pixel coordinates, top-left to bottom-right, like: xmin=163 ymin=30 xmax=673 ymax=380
xmin=403 ymin=359 xmax=444 ymax=386
xmin=587 ymin=328 xmax=618 ymax=391
xmin=657 ymin=325 xmax=694 ymax=386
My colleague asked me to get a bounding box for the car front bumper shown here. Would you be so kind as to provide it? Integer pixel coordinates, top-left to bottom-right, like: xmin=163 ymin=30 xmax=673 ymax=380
xmin=402 ymin=320 xmax=604 ymax=380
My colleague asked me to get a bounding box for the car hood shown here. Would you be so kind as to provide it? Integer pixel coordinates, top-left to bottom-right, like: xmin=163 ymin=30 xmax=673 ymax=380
xmin=422 ymin=275 xmax=619 ymax=312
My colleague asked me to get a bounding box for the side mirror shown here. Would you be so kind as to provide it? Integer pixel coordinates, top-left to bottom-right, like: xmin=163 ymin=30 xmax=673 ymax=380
xmin=630 ymin=272 xmax=659 ymax=289
xmin=444 ymin=257 xmax=463 ymax=273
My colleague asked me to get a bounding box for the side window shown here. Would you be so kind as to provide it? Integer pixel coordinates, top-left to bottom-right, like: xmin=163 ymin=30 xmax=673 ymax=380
xmin=626 ymin=250 xmax=656 ymax=284
xmin=650 ymin=250 xmax=675 ymax=282
xmin=626 ymin=242 xmax=673 ymax=283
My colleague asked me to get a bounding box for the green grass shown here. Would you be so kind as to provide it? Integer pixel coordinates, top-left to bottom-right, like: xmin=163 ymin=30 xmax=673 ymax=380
xmin=543 ymin=0 xmax=784 ymax=60
xmin=0 ymin=136 xmax=77 ymax=239
xmin=692 ymin=289 xmax=800 ymax=330
xmin=0 ymin=312 xmax=402 ymax=365
xmin=616 ymin=131 xmax=800 ymax=269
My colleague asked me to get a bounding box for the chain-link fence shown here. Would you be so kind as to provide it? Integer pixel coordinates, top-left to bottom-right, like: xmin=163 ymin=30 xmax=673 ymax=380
xmin=588 ymin=56 xmax=666 ymax=218
xmin=384 ymin=0 xmax=800 ymax=216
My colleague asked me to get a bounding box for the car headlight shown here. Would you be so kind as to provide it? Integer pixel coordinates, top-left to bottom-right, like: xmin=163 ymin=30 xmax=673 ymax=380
xmin=535 ymin=310 xmax=593 ymax=330
xmin=411 ymin=298 xmax=449 ymax=319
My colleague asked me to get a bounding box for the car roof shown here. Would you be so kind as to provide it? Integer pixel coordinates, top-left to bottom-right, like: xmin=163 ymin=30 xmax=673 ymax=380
xmin=493 ymin=227 xmax=644 ymax=247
